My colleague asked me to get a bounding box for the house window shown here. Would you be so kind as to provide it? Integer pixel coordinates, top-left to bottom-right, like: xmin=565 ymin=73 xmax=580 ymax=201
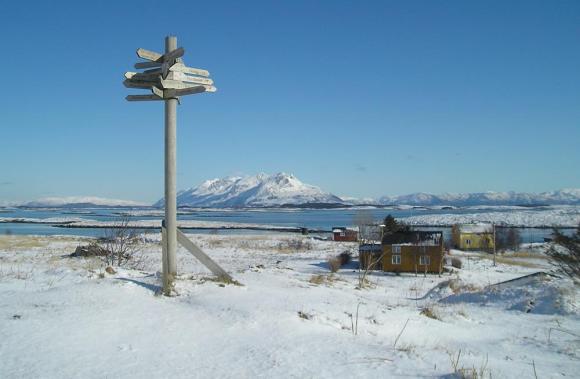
xmin=392 ymin=245 xmax=401 ymax=254
xmin=392 ymin=254 xmax=401 ymax=265
xmin=420 ymin=255 xmax=430 ymax=265
xmin=340 ymin=232 xmax=345 ymax=237
xmin=465 ymin=239 xmax=471 ymax=246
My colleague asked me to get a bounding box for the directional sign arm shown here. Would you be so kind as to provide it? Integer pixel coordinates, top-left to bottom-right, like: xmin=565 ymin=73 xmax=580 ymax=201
xmin=124 ymin=79 xmax=155 ymax=89
xmin=175 ymin=86 xmax=207 ymax=96
xmin=162 ymin=47 xmax=185 ymax=62
xmin=136 ymin=48 xmax=162 ymax=62
xmin=125 ymin=72 xmax=160 ymax=82
xmin=166 ymin=71 xmax=214 ymax=85
xmin=135 ymin=61 xmax=163 ymax=69
xmin=126 ymin=94 xmax=163 ymax=101
xmin=169 ymin=63 xmax=210 ymax=77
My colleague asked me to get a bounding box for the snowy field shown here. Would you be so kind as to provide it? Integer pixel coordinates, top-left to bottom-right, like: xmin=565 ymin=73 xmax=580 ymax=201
xmin=0 ymin=233 xmax=578 ymax=378
xmin=403 ymin=206 xmax=580 ymax=227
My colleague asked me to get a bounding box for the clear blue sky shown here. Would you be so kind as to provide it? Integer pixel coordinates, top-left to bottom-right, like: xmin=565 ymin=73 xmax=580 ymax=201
xmin=0 ymin=1 xmax=578 ymax=203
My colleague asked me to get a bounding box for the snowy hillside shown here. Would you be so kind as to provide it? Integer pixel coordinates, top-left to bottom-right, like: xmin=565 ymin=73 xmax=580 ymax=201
xmin=20 ymin=196 xmax=145 ymax=208
xmin=379 ymin=188 xmax=580 ymax=206
xmin=154 ymin=173 xmax=344 ymax=208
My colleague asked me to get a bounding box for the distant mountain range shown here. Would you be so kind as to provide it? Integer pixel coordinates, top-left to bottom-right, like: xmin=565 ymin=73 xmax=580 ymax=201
xmin=5 ymin=174 xmax=580 ymax=208
xmin=377 ymin=188 xmax=580 ymax=206
xmin=153 ymin=173 xmax=580 ymax=208
xmin=154 ymin=173 xmax=343 ymax=208
xmin=15 ymin=196 xmax=145 ymax=208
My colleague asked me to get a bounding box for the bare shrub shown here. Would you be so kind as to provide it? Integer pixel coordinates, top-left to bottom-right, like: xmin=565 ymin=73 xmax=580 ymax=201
xmin=206 ymin=239 xmax=225 ymax=248
xmin=546 ymin=225 xmax=580 ymax=281
xmin=309 ymin=274 xmax=326 ymax=285
xmin=448 ymin=350 xmax=490 ymax=379
xmin=308 ymin=274 xmax=337 ymax=286
xmin=449 ymin=279 xmax=479 ymax=294
xmin=451 ymin=257 xmax=463 ymax=269
xmin=97 ymin=217 xmax=142 ymax=267
xmin=357 ymin=250 xmax=384 ymax=289
xmin=327 ymin=257 xmax=341 ymax=273
xmin=276 ymin=238 xmax=313 ymax=252
xmin=1 ymin=265 xmax=34 ymax=281
xmin=420 ymin=306 xmax=440 ymax=320
xmin=327 ymin=251 xmax=352 ymax=273
xmin=70 ymin=242 xmax=108 ymax=258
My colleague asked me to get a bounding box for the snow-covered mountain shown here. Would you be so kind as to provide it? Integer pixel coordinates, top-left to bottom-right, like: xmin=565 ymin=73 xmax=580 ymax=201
xmin=20 ymin=196 xmax=146 ymax=208
xmin=378 ymin=189 xmax=580 ymax=206
xmin=154 ymin=173 xmax=344 ymax=208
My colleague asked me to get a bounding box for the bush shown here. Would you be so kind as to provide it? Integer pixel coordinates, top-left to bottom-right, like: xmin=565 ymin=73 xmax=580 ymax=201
xmin=277 ymin=238 xmax=313 ymax=252
xmin=327 ymin=251 xmax=352 ymax=272
xmin=420 ymin=306 xmax=440 ymax=320
xmin=339 ymin=251 xmax=352 ymax=265
xmin=70 ymin=242 xmax=109 ymax=258
xmin=327 ymin=257 xmax=341 ymax=273
xmin=451 ymin=257 xmax=463 ymax=269
xmin=97 ymin=217 xmax=141 ymax=267
xmin=546 ymin=225 xmax=580 ymax=280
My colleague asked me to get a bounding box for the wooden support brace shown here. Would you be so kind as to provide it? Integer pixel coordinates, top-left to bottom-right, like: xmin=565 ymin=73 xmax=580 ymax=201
xmin=175 ymin=228 xmax=234 ymax=282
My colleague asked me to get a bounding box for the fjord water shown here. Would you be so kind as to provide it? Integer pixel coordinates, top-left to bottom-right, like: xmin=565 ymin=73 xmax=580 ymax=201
xmin=0 ymin=207 xmax=563 ymax=244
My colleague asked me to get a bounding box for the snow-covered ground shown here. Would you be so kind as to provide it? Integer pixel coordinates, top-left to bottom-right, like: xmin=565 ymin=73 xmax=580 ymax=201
xmin=0 ymin=234 xmax=578 ymax=378
xmin=0 ymin=218 xmax=303 ymax=231
xmin=402 ymin=206 xmax=580 ymax=227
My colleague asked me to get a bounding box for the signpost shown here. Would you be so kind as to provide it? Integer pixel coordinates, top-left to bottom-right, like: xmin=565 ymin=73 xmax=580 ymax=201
xmin=124 ymin=36 xmax=232 ymax=295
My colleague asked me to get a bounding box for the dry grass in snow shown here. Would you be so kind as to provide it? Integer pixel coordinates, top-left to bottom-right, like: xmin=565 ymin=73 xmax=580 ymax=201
xmin=0 ymin=233 xmax=578 ymax=378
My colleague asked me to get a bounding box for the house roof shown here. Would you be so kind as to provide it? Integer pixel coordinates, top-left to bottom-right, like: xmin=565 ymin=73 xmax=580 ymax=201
xmin=459 ymin=224 xmax=493 ymax=234
xmin=332 ymin=226 xmax=358 ymax=233
xmin=382 ymin=231 xmax=442 ymax=246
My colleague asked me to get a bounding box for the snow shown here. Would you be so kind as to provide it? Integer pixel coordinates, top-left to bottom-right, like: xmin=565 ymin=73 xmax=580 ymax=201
xmin=402 ymin=206 xmax=580 ymax=227
xmin=0 ymin=217 xmax=303 ymax=231
xmin=154 ymin=172 xmax=344 ymax=207
xmin=1 ymin=233 xmax=578 ymax=378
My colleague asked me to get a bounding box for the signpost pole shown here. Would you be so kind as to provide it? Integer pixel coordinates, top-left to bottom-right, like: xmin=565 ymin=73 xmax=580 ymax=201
xmin=125 ymin=36 xmax=230 ymax=293
xmin=164 ymin=35 xmax=178 ymax=294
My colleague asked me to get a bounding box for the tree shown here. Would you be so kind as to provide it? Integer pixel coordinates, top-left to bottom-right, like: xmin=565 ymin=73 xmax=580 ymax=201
xmin=479 ymin=232 xmax=493 ymax=254
xmin=506 ymin=228 xmax=521 ymax=251
xmin=451 ymin=224 xmax=461 ymax=249
xmin=496 ymin=227 xmax=520 ymax=252
xmin=383 ymin=215 xmax=399 ymax=234
xmin=546 ymin=224 xmax=580 ymax=281
xmin=354 ymin=209 xmax=375 ymax=242
xmin=382 ymin=215 xmax=411 ymax=235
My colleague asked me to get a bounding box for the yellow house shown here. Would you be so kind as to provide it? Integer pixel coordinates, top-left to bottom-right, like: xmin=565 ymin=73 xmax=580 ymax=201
xmin=453 ymin=224 xmax=494 ymax=251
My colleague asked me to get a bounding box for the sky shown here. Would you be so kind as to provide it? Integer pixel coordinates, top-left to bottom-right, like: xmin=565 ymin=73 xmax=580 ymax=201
xmin=0 ymin=1 xmax=578 ymax=204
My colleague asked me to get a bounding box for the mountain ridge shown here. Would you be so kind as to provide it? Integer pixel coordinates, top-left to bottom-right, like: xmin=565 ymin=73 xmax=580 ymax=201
xmin=7 ymin=178 xmax=580 ymax=208
xmin=378 ymin=188 xmax=580 ymax=206
xmin=154 ymin=172 xmax=343 ymax=208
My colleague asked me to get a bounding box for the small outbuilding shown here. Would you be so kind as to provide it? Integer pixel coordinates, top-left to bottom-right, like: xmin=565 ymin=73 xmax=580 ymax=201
xmin=332 ymin=227 xmax=358 ymax=242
